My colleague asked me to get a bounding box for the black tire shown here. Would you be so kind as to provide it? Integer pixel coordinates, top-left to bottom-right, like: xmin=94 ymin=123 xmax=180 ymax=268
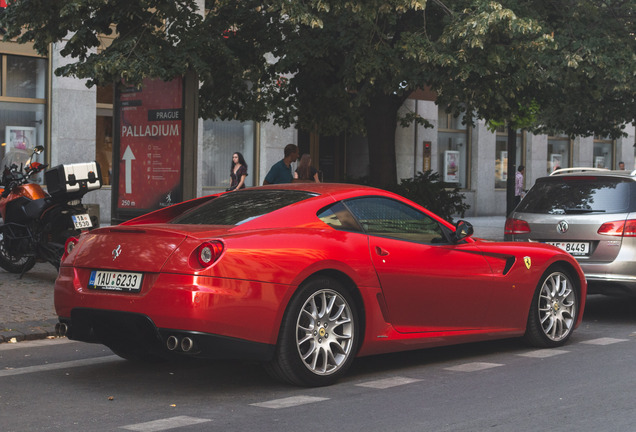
xmin=265 ymin=276 xmax=360 ymax=387
xmin=0 ymin=232 xmax=36 ymax=274
xmin=524 ymin=266 xmax=579 ymax=348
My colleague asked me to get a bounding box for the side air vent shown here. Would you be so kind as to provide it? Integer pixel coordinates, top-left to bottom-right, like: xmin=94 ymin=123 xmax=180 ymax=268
xmin=503 ymin=257 xmax=516 ymax=275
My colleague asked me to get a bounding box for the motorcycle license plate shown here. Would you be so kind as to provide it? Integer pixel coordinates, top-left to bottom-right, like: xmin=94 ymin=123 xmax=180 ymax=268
xmin=88 ymin=270 xmax=143 ymax=293
xmin=72 ymin=214 xmax=92 ymax=229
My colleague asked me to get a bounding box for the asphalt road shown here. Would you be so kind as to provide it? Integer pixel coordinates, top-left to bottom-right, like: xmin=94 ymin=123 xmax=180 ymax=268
xmin=1 ymin=294 xmax=635 ymax=432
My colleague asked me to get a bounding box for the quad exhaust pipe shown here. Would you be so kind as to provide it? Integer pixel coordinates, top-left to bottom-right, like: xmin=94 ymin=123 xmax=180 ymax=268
xmin=166 ymin=335 xmax=196 ymax=353
xmin=55 ymin=322 xmax=69 ymax=337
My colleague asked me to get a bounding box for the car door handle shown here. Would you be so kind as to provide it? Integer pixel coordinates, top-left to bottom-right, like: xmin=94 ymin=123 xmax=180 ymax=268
xmin=375 ymin=246 xmax=390 ymax=256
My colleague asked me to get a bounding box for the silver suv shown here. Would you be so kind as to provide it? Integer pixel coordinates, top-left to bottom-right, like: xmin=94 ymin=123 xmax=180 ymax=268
xmin=506 ymin=168 xmax=636 ymax=296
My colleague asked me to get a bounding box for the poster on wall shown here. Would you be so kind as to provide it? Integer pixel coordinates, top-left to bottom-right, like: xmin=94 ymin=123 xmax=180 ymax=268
xmin=500 ymin=151 xmax=508 ymax=181
xmin=444 ymin=150 xmax=460 ymax=183
xmin=594 ymin=156 xmax=605 ymax=169
xmin=5 ymin=126 xmax=36 ymax=152
xmin=114 ymin=77 xmax=184 ymax=218
xmin=551 ymin=154 xmax=563 ymax=172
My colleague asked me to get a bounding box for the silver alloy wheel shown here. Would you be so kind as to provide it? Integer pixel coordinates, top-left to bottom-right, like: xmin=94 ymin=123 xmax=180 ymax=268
xmin=538 ymin=271 xmax=576 ymax=341
xmin=296 ymin=288 xmax=354 ymax=376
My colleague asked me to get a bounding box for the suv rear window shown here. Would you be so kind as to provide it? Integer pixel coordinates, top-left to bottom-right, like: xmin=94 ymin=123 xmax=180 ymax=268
xmin=170 ymin=190 xmax=318 ymax=225
xmin=517 ymin=177 xmax=635 ymax=214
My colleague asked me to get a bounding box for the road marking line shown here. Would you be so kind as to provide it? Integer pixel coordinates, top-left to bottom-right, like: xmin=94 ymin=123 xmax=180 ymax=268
xmin=581 ymin=337 xmax=628 ymax=346
xmin=0 ymin=355 xmax=119 ymax=377
xmin=120 ymin=416 xmax=211 ymax=431
xmin=251 ymin=396 xmax=329 ymax=409
xmin=517 ymin=349 xmax=569 ymax=358
xmin=444 ymin=362 xmax=503 ymax=372
xmin=356 ymin=376 xmax=421 ymax=389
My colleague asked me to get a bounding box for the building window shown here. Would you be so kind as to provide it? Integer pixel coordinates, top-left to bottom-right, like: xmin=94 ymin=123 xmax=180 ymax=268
xmin=593 ymin=135 xmax=614 ymax=169
xmin=0 ymin=53 xmax=48 ymax=173
xmin=202 ymin=119 xmax=256 ymax=190
xmin=495 ymin=128 xmax=524 ymax=189
xmin=437 ymin=107 xmax=470 ymax=188
xmin=96 ymin=84 xmax=113 ymax=185
xmin=547 ymin=136 xmax=571 ymax=174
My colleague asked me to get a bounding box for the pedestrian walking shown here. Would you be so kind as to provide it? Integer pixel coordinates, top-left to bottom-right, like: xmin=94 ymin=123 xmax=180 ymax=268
xmin=263 ymin=144 xmax=299 ymax=185
xmin=294 ymin=154 xmax=320 ymax=183
xmin=227 ymin=152 xmax=248 ymax=191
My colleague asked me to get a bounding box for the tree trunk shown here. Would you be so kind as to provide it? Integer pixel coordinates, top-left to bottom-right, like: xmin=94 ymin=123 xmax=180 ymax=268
xmin=364 ymin=94 xmax=404 ymax=189
xmin=506 ymin=126 xmax=517 ymax=217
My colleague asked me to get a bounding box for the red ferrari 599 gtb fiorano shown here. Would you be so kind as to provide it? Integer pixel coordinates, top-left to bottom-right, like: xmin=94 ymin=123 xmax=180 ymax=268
xmin=55 ymin=183 xmax=586 ymax=386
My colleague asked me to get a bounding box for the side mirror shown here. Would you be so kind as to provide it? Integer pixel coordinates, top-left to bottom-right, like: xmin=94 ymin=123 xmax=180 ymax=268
xmin=33 ymin=145 xmax=44 ymax=155
xmin=452 ymin=220 xmax=474 ymax=243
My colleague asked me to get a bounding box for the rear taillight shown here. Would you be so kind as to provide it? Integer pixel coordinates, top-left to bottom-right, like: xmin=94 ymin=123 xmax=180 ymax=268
xmin=62 ymin=236 xmax=79 ymax=261
xmin=196 ymin=241 xmax=224 ymax=267
xmin=598 ymin=220 xmax=636 ymax=237
xmin=504 ymin=218 xmax=531 ymax=235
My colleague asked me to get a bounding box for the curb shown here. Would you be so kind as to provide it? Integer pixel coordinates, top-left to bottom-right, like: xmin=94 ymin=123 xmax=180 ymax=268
xmin=0 ymin=318 xmax=58 ymax=343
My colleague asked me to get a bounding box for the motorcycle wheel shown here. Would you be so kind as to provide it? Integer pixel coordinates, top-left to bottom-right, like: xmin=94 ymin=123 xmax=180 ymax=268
xmin=0 ymin=232 xmax=36 ymax=274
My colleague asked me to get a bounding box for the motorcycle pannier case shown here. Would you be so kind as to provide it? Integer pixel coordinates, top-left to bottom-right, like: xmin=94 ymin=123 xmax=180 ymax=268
xmin=45 ymin=162 xmax=102 ymax=200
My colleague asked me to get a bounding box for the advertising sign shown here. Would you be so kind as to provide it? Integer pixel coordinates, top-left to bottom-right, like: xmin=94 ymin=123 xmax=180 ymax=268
xmin=113 ymin=77 xmax=184 ymax=221
xmin=444 ymin=150 xmax=460 ymax=183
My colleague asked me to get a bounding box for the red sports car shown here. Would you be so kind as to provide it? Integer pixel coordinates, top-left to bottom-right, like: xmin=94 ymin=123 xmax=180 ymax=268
xmin=55 ymin=183 xmax=586 ymax=386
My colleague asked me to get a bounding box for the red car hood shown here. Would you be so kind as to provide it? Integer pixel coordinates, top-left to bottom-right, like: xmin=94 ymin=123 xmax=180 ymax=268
xmin=70 ymin=224 xmax=232 ymax=272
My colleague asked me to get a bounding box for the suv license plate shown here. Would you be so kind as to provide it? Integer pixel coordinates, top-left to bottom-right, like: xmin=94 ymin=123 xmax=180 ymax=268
xmin=72 ymin=214 xmax=92 ymax=229
xmin=545 ymin=241 xmax=590 ymax=256
xmin=88 ymin=270 xmax=143 ymax=292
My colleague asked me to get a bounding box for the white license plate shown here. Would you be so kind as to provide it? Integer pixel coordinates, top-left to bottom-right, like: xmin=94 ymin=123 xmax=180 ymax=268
xmin=88 ymin=270 xmax=143 ymax=292
xmin=72 ymin=213 xmax=92 ymax=229
xmin=545 ymin=241 xmax=590 ymax=256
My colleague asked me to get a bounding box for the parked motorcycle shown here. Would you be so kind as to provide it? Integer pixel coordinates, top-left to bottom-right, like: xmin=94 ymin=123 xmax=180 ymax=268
xmin=0 ymin=146 xmax=102 ymax=274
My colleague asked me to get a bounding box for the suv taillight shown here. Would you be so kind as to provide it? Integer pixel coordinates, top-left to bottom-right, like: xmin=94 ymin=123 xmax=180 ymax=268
xmin=598 ymin=220 xmax=636 ymax=237
xmin=505 ymin=218 xmax=531 ymax=235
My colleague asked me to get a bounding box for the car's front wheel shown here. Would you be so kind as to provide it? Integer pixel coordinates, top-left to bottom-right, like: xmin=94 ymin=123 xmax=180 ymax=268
xmin=266 ymin=277 xmax=360 ymax=387
xmin=524 ymin=266 xmax=578 ymax=347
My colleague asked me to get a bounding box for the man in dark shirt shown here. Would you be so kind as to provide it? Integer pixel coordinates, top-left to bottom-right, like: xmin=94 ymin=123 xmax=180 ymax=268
xmin=263 ymin=144 xmax=299 ymax=184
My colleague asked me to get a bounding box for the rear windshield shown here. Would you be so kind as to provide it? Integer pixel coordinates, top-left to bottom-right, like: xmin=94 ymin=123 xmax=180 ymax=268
xmin=170 ymin=190 xmax=318 ymax=225
xmin=518 ymin=177 xmax=635 ymax=214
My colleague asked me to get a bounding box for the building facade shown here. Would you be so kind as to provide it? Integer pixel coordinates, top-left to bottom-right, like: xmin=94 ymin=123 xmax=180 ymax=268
xmin=1 ymin=39 xmax=634 ymax=223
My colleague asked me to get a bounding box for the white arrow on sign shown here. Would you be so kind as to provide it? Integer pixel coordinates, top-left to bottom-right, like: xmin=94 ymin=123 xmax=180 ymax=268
xmin=122 ymin=145 xmax=136 ymax=194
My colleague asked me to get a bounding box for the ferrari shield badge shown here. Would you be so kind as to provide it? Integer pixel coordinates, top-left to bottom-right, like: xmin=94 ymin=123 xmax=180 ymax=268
xmin=524 ymin=256 xmax=531 ymax=270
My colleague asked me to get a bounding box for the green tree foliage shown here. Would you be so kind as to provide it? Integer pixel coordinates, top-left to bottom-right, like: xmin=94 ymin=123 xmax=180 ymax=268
xmin=2 ymin=0 xmax=634 ymax=190
xmin=393 ymin=170 xmax=470 ymax=222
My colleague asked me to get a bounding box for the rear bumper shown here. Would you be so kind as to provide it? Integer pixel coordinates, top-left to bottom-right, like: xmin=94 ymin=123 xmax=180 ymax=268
xmin=54 ymin=266 xmax=293 ymax=354
xmin=59 ymin=308 xmax=275 ymax=361
xmin=585 ymin=275 xmax=636 ymax=296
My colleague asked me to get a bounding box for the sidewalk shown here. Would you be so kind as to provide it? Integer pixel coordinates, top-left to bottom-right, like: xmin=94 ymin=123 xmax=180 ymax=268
xmin=0 ymin=216 xmax=506 ymax=344
xmin=0 ymin=263 xmax=58 ymax=343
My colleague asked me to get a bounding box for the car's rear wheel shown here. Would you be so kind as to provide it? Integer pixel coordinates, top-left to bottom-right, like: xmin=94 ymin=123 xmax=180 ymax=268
xmin=524 ymin=266 xmax=578 ymax=347
xmin=266 ymin=277 xmax=360 ymax=387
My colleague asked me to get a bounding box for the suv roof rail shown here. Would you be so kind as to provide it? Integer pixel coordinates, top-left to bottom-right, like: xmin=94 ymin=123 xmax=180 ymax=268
xmin=550 ymin=167 xmax=610 ymax=176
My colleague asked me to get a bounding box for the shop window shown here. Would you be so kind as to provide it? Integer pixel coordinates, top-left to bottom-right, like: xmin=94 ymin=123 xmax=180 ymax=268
xmin=547 ymin=136 xmax=571 ymax=174
xmin=0 ymin=53 xmax=48 ymax=172
xmin=495 ymin=128 xmax=524 ymax=189
xmin=437 ymin=107 xmax=470 ymax=188
xmin=96 ymin=84 xmax=113 ymax=185
xmin=202 ymin=119 xmax=256 ymax=190
xmin=6 ymin=55 xmax=46 ymax=99
xmin=593 ymin=135 xmax=614 ymax=169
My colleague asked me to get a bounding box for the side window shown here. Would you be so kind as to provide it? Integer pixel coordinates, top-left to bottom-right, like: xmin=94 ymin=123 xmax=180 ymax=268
xmin=345 ymin=197 xmax=447 ymax=244
xmin=317 ymin=202 xmax=363 ymax=232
